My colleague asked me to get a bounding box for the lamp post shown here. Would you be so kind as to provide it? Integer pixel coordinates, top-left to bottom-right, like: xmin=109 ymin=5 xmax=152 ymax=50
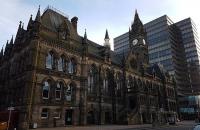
xmin=7 ymin=101 xmax=14 ymax=130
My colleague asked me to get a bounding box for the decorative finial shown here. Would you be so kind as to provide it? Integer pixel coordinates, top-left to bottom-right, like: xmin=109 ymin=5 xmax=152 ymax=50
xmin=135 ymin=9 xmax=138 ymax=14
xmin=19 ymin=21 xmax=22 ymax=28
xmin=22 ymin=23 xmax=24 ymax=29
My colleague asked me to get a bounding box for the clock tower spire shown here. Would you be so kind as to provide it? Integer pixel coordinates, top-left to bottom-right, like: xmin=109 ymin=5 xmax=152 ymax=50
xmin=129 ymin=10 xmax=147 ymax=48
xmin=128 ymin=10 xmax=149 ymax=70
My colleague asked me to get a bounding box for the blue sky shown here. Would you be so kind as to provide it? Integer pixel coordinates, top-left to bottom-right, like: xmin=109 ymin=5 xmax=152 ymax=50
xmin=1 ymin=0 xmax=200 ymax=50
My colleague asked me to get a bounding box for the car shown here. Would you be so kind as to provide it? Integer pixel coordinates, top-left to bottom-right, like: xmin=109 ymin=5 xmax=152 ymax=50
xmin=194 ymin=124 xmax=200 ymax=130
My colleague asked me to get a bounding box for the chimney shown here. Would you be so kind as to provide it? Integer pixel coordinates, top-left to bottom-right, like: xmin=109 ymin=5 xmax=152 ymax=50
xmin=71 ymin=16 xmax=78 ymax=33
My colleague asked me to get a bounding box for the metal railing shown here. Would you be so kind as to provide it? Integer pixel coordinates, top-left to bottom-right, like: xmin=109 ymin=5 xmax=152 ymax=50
xmin=44 ymin=5 xmax=69 ymax=19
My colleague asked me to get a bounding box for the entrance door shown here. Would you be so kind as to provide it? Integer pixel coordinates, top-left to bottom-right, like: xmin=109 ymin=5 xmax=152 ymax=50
xmin=87 ymin=111 xmax=95 ymax=124
xmin=105 ymin=112 xmax=111 ymax=124
xmin=142 ymin=112 xmax=147 ymax=123
xmin=65 ymin=109 xmax=73 ymax=125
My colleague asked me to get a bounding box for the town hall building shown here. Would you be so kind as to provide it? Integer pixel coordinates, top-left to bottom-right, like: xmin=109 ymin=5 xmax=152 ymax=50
xmin=0 ymin=6 xmax=177 ymax=129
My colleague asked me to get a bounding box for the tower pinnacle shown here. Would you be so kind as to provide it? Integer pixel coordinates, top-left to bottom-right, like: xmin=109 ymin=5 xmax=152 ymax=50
xmin=35 ymin=5 xmax=41 ymax=22
xmin=104 ymin=29 xmax=109 ymax=40
xmin=83 ymin=29 xmax=87 ymax=44
xmin=10 ymin=35 xmax=13 ymax=44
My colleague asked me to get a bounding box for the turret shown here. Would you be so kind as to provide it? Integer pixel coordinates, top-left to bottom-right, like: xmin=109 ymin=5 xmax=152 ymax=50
xmin=83 ymin=29 xmax=87 ymax=44
xmin=27 ymin=14 xmax=33 ymax=30
xmin=104 ymin=29 xmax=110 ymax=49
xmin=4 ymin=40 xmax=9 ymax=56
xmin=10 ymin=35 xmax=13 ymax=45
xmin=0 ymin=46 xmax=4 ymax=60
xmin=32 ymin=6 xmax=42 ymax=39
xmin=35 ymin=5 xmax=41 ymax=23
xmin=0 ymin=47 xmax=3 ymax=57
xmin=103 ymin=29 xmax=111 ymax=62
xmin=15 ymin=21 xmax=22 ymax=40
xmin=82 ymin=29 xmax=88 ymax=56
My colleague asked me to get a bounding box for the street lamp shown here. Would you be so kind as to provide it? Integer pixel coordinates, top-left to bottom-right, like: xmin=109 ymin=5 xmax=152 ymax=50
xmin=7 ymin=101 xmax=14 ymax=130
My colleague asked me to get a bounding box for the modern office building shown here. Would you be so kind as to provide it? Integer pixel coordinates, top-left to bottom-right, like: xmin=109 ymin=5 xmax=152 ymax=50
xmin=114 ymin=15 xmax=191 ymax=95
xmin=176 ymin=18 xmax=200 ymax=66
xmin=146 ymin=15 xmax=190 ymax=95
xmin=114 ymin=33 xmax=129 ymax=55
xmin=176 ymin=18 xmax=200 ymax=93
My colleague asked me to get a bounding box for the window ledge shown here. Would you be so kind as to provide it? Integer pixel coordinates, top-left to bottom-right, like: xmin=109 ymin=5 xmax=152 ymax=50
xmin=41 ymin=117 xmax=48 ymax=119
xmin=42 ymin=98 xmax=49 ymax=100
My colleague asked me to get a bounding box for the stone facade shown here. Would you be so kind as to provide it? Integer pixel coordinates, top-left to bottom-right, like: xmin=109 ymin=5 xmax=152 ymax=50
xmin=0 ymin=7 xmax=177 ymax=129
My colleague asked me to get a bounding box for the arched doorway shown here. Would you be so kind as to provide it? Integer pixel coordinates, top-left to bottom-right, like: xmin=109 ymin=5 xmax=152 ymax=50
xmin=87 ymin=111 xmax=95 ymax=125
xmin=105 ymin=111 xmax=111 ymax=124
xmin=142 ymin=112 xmax=147 ymax=123
xmin=65 ymin=109 xmax=73 ymax=125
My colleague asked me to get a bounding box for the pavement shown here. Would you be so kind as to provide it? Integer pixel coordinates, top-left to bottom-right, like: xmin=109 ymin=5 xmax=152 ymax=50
xmin=35 ymin=121 xmax=197 ymax=130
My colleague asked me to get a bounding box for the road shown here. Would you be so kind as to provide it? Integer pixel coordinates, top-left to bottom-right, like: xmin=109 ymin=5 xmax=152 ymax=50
xmin=35 ymin=121 xmax=197 ymax=130
xmin=119 ymin=121 xmax=195 ymax=130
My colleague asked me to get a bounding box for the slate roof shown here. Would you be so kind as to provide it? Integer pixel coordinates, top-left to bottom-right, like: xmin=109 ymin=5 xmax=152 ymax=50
xmin=41 ymin=9 xmax=80 ymax=41
xmin=40 ymin=8 xmax=125 ymax=66
xmin=146 ymin=63 xmax=166 ymax=80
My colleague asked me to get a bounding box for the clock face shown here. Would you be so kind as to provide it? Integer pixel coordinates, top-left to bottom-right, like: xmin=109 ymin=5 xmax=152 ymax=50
xmin=132 ymin=39 xmax=138 ymax=45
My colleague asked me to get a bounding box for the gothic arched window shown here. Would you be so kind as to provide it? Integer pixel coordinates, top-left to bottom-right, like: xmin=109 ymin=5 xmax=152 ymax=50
xmin=65 ymin=82 xmax=76 ymax=102
xmin=58 ymin=56 xmax=65 ymax=72
xmin=68 ymin=58 xmax=77 ymax=74
xmin=116 ymin=73 xmax=122 ymax=96
xmin=127 ymin=76 xmax=133 ymax=92
xmin=55 ymin=82 xmax=62 ymax=100
xmin=88 ymin=64 xmax=97 ymax=94
xmin=42 ymin=81 xmax=50 ymax=99
xmin=46 ymin=52 xmax=53 ymax=69
xmin=103 ymin=69 xmax=109 ymax=95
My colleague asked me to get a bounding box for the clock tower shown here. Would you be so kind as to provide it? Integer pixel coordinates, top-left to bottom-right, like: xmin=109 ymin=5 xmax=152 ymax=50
xmin=128 ymin=10 xmax=149 ymax=72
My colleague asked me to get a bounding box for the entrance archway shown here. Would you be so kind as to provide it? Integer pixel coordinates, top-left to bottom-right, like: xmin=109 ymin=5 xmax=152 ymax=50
xmin=65 ymin=109 xmax=73 ymax=125
xmin=87 ymin=111 xmax=95 ymax=125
